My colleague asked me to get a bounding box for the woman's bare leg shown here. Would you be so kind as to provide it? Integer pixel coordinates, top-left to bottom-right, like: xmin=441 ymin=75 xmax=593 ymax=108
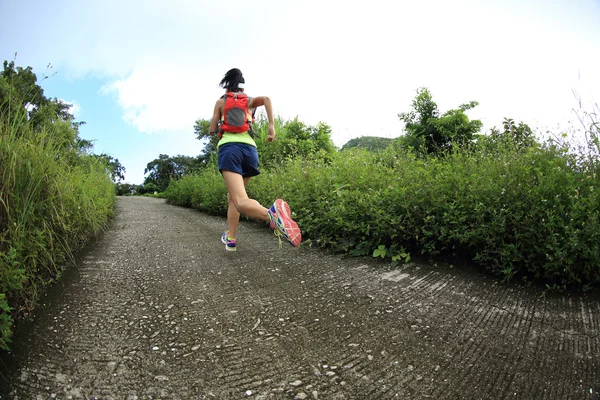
xmin=226 ymin=176 xmax=253 ymax=238
xmin=222 ymin=171 xmax=269 ymax=238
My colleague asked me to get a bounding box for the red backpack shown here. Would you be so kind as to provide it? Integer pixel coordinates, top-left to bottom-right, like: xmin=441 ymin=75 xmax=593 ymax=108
xmin=219 ymin=92 xmax=255 ymax=138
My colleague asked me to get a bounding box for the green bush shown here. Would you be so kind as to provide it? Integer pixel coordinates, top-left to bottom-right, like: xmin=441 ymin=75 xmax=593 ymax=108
xmin=165 ymin=159 xmax=227 ymax=215
xmin=163 ymin=135 xmax=600 ymax=291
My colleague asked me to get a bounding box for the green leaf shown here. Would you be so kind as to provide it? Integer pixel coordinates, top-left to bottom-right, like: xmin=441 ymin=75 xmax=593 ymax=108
xmin=373 ymin=245 xmax=387 ymax=259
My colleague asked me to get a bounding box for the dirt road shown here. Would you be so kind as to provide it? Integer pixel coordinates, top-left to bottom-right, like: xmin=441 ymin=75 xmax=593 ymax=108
xmin=1 ymin=196 xmax=598 ymax=399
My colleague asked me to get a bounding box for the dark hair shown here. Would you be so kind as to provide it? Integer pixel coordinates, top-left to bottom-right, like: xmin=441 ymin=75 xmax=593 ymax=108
xmin=219 ymin=68 xmax=245 ymax=92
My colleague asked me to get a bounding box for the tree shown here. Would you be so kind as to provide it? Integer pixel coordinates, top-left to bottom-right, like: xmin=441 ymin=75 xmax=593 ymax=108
xmin=398 ymin=87 xmax=482 ymax=154
xmin=253 ymin=117 xmax=337 ymax=169
xmin=93 ymin=154 xmax=126 ymax=182
xmin=486 ymin=118 xmax=536 ymax=150
xmin=143 ymin=154 xmax=202 ymax=192
xmin=1 ymin=60 xmax=46 ymax=113
xmin=139 ymin=182 xmax=159 ymax=195
xmin=1 ymin=59 xmax=92 ymax=158
xmin=193 ymin=118 xmax=219 ymax=166
xmin=432 ymin=101 xmax=483 ymax=150
xmin=1 ymin=60 xmax=74 ymax=130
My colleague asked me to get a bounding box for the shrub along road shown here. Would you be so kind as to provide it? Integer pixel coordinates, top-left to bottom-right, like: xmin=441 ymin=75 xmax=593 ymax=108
xmin=1 ymin=196 xmax=599 ymax=399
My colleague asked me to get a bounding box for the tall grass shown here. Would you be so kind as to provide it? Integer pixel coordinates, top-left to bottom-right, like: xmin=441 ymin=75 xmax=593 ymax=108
xmin=0 ymin=110 xmax=115 ymax=350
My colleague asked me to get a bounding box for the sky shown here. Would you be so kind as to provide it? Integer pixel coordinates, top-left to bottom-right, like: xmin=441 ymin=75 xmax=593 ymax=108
xmin=1 ymin=0 xmax=599 ymax=184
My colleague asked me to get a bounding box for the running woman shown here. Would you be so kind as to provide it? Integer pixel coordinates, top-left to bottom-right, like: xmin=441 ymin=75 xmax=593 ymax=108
xmin=209 ymin=68 xmax=302 ymax=251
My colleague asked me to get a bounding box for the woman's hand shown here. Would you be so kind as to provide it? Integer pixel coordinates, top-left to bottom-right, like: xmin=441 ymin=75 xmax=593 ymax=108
xmin=267 ymin=123 xmax=276 ymax=142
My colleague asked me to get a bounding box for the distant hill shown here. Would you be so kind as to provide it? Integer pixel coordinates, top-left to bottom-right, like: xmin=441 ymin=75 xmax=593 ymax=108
xmin=340 ymin=136 xmax=396 ymax=152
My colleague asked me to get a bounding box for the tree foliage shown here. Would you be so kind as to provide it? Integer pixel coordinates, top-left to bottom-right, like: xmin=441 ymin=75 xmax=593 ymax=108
xmin=254 ymin=117 xmax=337 ymax=169
xmin=93 ymin=154 xmax=126 ymax=182
xmin=1 ymin=59 xmax=95 ymax=168
xmin=398 ymin=87 xmax=483 ymax=154
xmin=487 ymin=118 xmax=536 ymax=150
xmin=143 ymin=154 xmax=203 ymax=192
xmin=1 ymin=60 xmax=77 ymax=133
xmin=193 ymin=118 xmax=217 ymax=166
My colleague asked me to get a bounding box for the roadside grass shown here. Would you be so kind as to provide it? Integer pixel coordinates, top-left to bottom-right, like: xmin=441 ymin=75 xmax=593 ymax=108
xmin=0 ymin=107 xmax=115 ymax=350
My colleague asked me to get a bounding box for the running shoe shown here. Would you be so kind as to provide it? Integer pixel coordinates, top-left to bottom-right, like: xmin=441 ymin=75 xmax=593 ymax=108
xmin=221 ymin=231 xmax=237 ymax=251
xmin=267 ymin=199 xmax=302 ymax=247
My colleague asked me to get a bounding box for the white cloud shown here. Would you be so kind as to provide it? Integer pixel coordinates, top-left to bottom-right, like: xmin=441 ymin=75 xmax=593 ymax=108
xmin=4 ymin=0 xmax=599 ymax=151
xmin=2 ymin=0 xmax=291 ymax=79
xmin=59 ymin=99 xmax=81 ymax=119
xmin=101 ymin=64 xmax=216 ymax=133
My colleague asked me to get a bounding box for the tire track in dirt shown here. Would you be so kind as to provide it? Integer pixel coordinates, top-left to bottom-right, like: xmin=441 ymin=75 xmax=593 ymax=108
xmin=437 ymin=285 xmax=518 ymax=397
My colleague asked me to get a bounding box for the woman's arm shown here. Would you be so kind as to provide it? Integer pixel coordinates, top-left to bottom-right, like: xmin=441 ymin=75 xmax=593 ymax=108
xmin=209 ymin=99 xmax=223 ymax=134
xmin=249 ymin=96 xmax=275 ymax=142
xmin=249 ymin=96 xmax=273 ymax=123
